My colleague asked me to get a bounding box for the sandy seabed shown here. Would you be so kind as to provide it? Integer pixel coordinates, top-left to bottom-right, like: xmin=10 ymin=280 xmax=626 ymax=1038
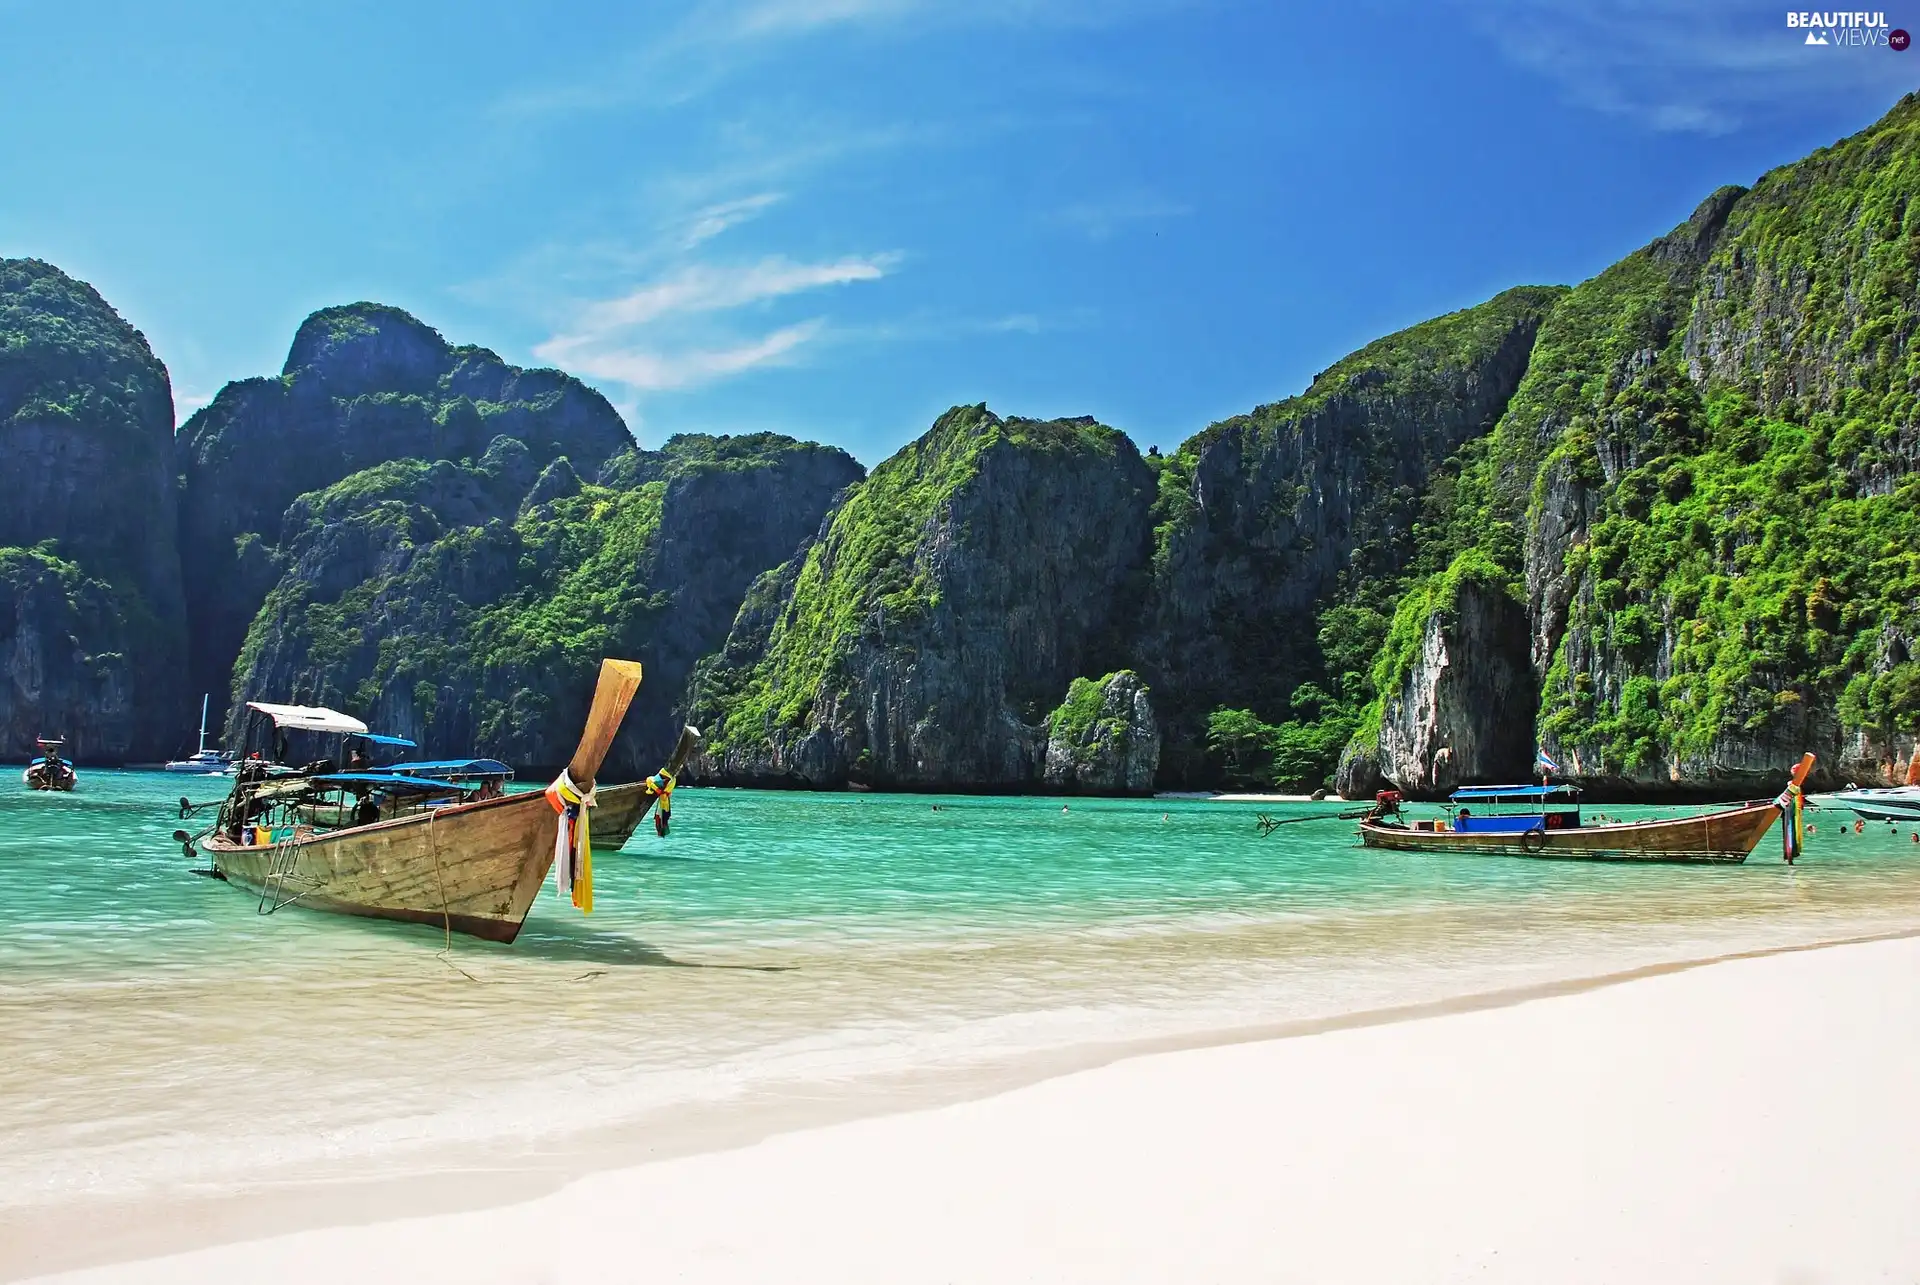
xmin=16 ymin=934 xmax=1920 ymax=1284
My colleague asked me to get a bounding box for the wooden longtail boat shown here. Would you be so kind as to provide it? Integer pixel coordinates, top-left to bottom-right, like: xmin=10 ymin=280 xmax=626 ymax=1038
xmin=183 ymin=661 xmax=700 ymax=942
xmin=1358 ymin=754 xmax=1814 ymax=865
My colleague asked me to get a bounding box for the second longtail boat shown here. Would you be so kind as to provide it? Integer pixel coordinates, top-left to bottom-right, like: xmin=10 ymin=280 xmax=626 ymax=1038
xmin=176 ymin=660 xmax=700 ymax=942
xmin=1358 ymin=753 xmax=1815 ymax=864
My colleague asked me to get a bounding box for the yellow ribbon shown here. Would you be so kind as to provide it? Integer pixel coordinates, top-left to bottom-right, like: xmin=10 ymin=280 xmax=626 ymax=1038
xmin=545 ymin=769 xmax=597 ymax=914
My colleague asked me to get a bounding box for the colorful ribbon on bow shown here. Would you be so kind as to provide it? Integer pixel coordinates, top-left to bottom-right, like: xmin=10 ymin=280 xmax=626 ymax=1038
xmin=546 ymin=768 xmax=596 ymax=912
xmin=645 ymin=769 xmax=675 ymax=837
xmin=1777 ymin=779 xmax=1805 ymax=864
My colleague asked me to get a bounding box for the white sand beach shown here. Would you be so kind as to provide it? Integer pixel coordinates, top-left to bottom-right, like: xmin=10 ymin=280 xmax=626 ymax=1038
xmin=19 ymin=933 xmax=1920 ymax=1285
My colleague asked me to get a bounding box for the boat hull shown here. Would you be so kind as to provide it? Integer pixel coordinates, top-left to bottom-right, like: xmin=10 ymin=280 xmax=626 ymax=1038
xmin=1829 ymin=788 xmax=1920 ymax=823
xmin=207 ymin=780 xmax=657 ymax=942
xmin=1359 ymin=800 xmax=1781 ymax=864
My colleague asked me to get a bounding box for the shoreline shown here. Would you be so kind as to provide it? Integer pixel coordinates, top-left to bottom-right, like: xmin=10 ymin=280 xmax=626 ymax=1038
xmin=17 ymin=768 xmax=1902 ymax=813
xmin=10 ymin=921 xmax=1920 ymax=1283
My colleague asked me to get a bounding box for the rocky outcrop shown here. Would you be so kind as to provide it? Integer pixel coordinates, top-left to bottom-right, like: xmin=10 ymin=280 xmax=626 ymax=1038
xmin=230 ymin=433 xmax=860 ymax=775
xmin=1332 ymin=738 xmax=1384 ymax=800
xmin=688 ymin=407 xmax=1155 ymax=790
xmin=0 ymin=259 xmax=184 ymax=759
xmin=1371 ymin=572 xmax=1535 ymax=798
xmin=1042 ymin=671 xmax=1160 ymax=794
xmin=177 ymin=303 xmax=634 ymax=723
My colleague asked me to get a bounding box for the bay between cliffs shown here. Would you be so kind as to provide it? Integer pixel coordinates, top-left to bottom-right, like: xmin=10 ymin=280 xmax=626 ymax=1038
xmin=6 ymin=771 xmax=1920 ymax=1276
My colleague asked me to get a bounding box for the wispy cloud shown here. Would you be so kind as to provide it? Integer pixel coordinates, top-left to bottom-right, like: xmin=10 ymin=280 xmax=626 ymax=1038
xmin=1466 ymin=0 xmax=1915 ymax=134
xmin=173 ymin=389 xmax=212 ymax=425
xmin=1050 ymin=193 xmax=1193 ymax=240
xmin=565 ymin=253 xmax=896 ymax=332
xmin=543 ymin=319 xmax=827 ymax=391
xmin=488 ymin=0 xmax=1194 ymax=124
xmin=533 ymin=253 xmax=898 ymax=392
xmin=680 ymin=192 xmax=785 ymax=247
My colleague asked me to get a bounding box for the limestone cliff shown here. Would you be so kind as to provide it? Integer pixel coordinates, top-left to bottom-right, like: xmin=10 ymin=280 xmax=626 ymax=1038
xmin=688 ymin=406 xmax=1155 ymax=789
xmin=1348 ymin=96 xmax=1920 ymax=797
xmin=0 ymin=259 xmax=184 ymax=759
xmin=229 ymin=433 xmax=860 ymax=775
xmin=1138 ymin=286 xmax=1563 ymax=788
xmin=177 ymin=303 xmax=634 ymax=723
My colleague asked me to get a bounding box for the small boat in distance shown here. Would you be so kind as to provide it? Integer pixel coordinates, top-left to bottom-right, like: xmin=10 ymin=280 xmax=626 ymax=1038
xmin=1359 ymin=754 xmax=1814 ymax=864
xmin=1829 ymin=784 xmax=1920 ymax=823
xmin=165 ymin=694 xmax=234 ymax=775
xmin=23 ymin=738 xmax=76 ymax=792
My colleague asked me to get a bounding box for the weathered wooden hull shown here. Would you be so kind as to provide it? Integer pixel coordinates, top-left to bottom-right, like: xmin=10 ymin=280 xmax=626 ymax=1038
xmin=209 ymin=780 xmax=657 ymax=943
xmin=589 ymin=781 xmax=654 ymax=851
xmin=1358 ymin=800 xmax=1782 ymax=864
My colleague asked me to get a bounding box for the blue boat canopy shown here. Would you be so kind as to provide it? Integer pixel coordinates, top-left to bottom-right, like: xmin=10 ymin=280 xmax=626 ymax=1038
xmin=387 ymin=758 xmax=514 ymax=778
xmin=311 ymin=772 xmax=465 ymax=794
xmin=1449 ymin=784 xmax=1581 ymax=801
xmin=352 ymin=733 xmax=419 ymax=748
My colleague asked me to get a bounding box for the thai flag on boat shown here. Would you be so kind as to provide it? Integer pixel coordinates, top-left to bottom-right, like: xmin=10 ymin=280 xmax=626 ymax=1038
xmin=1535 ymin=749 xmax=1559 ymax=774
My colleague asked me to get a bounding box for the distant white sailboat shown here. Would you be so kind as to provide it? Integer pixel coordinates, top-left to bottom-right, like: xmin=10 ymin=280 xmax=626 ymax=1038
xmin=164 ymin=694 xmax=233 ymax=775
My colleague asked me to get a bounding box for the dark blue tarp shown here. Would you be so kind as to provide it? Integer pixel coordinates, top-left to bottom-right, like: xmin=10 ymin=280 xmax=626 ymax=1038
xmin=388 ymin=759 xmax=513 ymax=778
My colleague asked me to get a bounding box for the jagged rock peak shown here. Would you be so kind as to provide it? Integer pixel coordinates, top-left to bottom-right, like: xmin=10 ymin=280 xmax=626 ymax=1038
xmin=283 ymin=302 xmax=451 ymax=393
xmin=687 ymin=403 xmax=1155 ymax=791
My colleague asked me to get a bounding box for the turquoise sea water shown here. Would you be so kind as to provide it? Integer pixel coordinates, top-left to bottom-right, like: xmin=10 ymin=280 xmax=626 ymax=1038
xmin=5 ymin=769 xmax=1920 ymax=1213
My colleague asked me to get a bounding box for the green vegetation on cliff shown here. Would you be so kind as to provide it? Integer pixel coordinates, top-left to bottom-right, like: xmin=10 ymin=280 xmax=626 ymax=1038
xmin=234 ymin=431 xmax=859 ymax=772
xmin=1049 ymin=673 xmax=1126 ymax=747
xmin=1349 ymin=95 xmax=1920 ymax=788
xmin=699 ymin=405 xmax=1139 ymax=761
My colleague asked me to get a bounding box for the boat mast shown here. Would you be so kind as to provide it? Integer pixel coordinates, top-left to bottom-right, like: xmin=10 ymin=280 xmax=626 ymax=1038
xmin=197 ymin=693 xmax=210 ymax=755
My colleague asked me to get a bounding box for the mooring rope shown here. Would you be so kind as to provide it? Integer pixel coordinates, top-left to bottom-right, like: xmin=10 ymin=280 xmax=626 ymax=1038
xmin=426 ymin=808 xmax=483 ymax=984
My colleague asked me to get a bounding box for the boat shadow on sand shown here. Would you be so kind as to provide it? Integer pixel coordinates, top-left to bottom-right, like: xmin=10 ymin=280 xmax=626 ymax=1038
xmin=503 ymin=923 xmax=793 ymax=972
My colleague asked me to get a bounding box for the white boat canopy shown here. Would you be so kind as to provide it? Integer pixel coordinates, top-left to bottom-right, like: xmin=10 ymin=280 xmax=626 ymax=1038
xmin=244 ymin=702 xmax=369 ymax=735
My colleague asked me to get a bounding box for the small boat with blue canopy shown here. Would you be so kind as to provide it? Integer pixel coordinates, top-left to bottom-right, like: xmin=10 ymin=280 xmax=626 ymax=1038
xmin=1358 ymin=754 xmax=1816 ymax=864
xmin=1448 ymin=784 xmax=1583 ymax=834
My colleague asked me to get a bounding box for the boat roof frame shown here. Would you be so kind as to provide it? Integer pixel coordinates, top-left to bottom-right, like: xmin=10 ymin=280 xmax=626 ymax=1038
xmin=1450 ymin=783 xmax=1582 ymax=802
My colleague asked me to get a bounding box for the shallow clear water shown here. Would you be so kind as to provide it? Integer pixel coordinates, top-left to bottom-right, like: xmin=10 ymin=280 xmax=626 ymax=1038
xmin=5 ymin=769 xmax=1920 ymax=1209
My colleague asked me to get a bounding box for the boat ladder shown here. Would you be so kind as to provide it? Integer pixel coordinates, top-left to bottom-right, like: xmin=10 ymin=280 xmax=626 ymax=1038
xmin=256 ymin=836 xmax=318 ymax=915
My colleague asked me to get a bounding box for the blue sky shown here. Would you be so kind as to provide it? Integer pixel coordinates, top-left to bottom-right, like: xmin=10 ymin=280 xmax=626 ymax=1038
xmin=1 ymin=1 xmax=1913 ymax=464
